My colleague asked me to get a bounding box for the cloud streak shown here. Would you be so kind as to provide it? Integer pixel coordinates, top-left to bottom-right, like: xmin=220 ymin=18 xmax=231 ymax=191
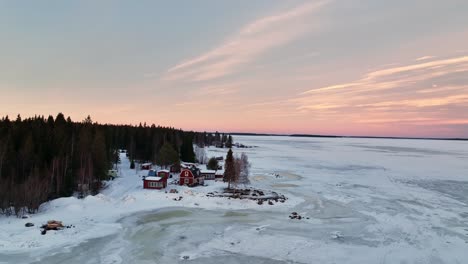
xmin=163 ymin=1 xmax=330 ymax=82
xmin=293 ymin=55 xmax=468 ymax=129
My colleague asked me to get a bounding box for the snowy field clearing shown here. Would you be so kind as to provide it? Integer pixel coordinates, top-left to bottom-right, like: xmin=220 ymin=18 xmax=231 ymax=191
xmin=1 ymin=135 xmax=468 ymax=263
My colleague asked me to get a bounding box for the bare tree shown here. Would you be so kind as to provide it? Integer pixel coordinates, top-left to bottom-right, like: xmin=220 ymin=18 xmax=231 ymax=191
xmin=194 ymin=145 xmax=207 ymax=164
xmin=235 ymin=153 xmax=250 ymax=185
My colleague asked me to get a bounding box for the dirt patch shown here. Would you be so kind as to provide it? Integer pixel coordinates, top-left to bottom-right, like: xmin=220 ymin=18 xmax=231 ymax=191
xmin=206 ymin=188 xmax=287 ymax=204
xmin=251 ymin=175 xmax=268 ymax=181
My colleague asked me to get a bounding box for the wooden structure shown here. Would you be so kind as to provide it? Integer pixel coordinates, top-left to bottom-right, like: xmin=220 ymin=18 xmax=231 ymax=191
xmin=200 ymin=170 xmax=216 ymax=180
xmin=179 ymin=168 xmax=204 ymax=186
xmin=143 ymin=176 xmax=167 ymax=189
xmin=215 ymin=170 xmax=224 ymax=181
xmin=140 ymin=163 xmax=152 ymax=170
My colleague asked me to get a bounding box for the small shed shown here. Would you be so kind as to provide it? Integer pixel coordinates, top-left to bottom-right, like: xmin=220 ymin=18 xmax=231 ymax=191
xmin=157 ymin=169 xmax=170 ymax=179
xmin=215 ymin=170 xmax=224 ymax=181
xmin=143 ymin=176 xmax=167 ymax=189
xmin=140 ymin=163 xmax=152 ymax=170
xmin=200 ymin=170 xmax=216 ymax=180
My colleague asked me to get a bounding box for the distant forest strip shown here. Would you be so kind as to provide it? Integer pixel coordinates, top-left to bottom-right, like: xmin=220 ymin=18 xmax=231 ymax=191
xmin=0 ymin=113 xmax=229 ymax=216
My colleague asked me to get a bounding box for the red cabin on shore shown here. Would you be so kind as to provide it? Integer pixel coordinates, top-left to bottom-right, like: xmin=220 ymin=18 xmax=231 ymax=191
xmin=140 ymin=163 xmax=152 ymax=170
xmin=143 ymin=176 xmax=167 ymax=189
xmin=179 ymin=169 xmax=204 ymax=186
xmin=158 ymin=169 xmax=170 ymax=179
xmin=179 ymin=169 xmax=195 ymax=186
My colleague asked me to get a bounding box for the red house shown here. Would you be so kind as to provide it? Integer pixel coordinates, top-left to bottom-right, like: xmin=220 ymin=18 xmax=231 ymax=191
xmin=179 ymin=169 xmax=204 ymax=186
xmin=140 ymin=163 xmax=152 ymax=170
xmin=143 ymin=175 xmax=167 ymax=189
xmin=200 ymin=170 xmax=216 ymax=180
xmin=157 ymin=169 xmax=170 ymax=179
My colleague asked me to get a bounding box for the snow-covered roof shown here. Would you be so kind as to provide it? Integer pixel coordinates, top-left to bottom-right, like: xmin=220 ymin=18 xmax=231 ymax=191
xmin=215 ymin=170 xmax=224 ymax=175
xmin=141 ymin=163 xmax=152 ymax=166
xmin=144 ymin=176 xmax=162 ymax=181
xmin=158 ymin=169 xmax=170 ymax=173
xmin=200 ymin=170 xmax=216 ymax=174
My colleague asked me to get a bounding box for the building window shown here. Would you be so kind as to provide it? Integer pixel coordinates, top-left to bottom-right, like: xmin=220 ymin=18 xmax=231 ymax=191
xmin=148 ymin=181 xmax=162 ymax=188
xmin=184 ymin=179 xmax=189 ymax=184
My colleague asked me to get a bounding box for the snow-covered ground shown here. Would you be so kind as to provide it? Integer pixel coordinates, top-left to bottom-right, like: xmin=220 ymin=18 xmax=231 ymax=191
xmin=1 ymin=135 xmax=468 ymax=263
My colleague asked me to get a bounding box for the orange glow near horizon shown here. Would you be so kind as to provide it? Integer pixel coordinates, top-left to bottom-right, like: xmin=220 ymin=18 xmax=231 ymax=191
xmin=1 ymin=2 xmax=467 ymax=138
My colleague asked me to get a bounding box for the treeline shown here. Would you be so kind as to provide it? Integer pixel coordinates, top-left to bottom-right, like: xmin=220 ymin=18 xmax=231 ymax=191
xmin=0 ymin=113 xmax=204 ymax=216
xmin=193 ymin=131 xmax=233 ymax=148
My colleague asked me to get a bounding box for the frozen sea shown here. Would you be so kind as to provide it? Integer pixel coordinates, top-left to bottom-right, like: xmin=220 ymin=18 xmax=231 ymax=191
xmin=1 ymin=135 xmax=468 ymax=263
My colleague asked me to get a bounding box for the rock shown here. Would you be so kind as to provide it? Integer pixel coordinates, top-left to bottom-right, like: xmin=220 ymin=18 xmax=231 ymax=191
xmin=257 ymin=200 xmax=263 ymax=205
xmin=25 ymin=222 xmax=34 ymax=227
xmin=42 ymin=220 xmax=64 ymax=230
xmin=41 ymin=229 xmax=47 ymax=235
xmin=182 ymin=256 xmax=190 ymax=260
xmin=268 ymin=201 xmax=274 ymax=205
xmin=291 ymin=212 xmax=298 ymax=216
xmin=22 ymin=215 xmax=30 ymax=219
xmin=331 ymin=231 xmax=343 ymax=239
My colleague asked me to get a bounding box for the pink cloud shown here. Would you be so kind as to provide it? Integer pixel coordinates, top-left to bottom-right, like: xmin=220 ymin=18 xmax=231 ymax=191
xmin=163 ymin=1 xmax=330 ymax=82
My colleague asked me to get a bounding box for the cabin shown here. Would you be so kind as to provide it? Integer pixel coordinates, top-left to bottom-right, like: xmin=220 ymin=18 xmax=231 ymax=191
xmin=215 ymin=170 xmax=224 ymax=181
xmin=142 ymin=169 xmax=169 ymax=189
xmin=170 ymin=163 xmax=181 ymax=173
xmin=200 ymin=170 xmax=216 ymax=180
xmin=140 ymin=163 xmax=152 ymax=170
xmin=143 ymin=176 xmax=167 ymax=189
xmin=158 ymin=169 xmax=170 ymax=179
xmin=179 ymin=168 xmax=204 ymax=186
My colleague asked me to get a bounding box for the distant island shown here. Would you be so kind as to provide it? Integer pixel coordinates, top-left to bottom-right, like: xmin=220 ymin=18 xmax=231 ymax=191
xmin=230 ymin=132 xmax=468 ymax=141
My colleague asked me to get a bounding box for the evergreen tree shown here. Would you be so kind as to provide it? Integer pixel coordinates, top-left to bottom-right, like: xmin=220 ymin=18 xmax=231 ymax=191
xmin=155 ymin=142 xmax=179 ymax=168
xmin=92 ymin=130 xmax=108 ymax=182
xmin=223 ymin=149 xmax=236 ymax=189
xmin=225 ymin=135 xmax=233 ymax=148
xmin=180 ymin=134 xmax=195 ymax=162
xmin=207 ymin=157 xmax=219 ymax=170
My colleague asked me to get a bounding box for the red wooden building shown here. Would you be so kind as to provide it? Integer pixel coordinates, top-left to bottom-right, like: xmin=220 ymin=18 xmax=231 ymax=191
xmin=140 ymin=163 xmax=152 ymax=170
xmin=200 ymin=170 xmax=216 ymax=180
xmin=215 ymin=170 xmax=224 ymax=181
xmin=179 ymin=169 xmax=204 ymax=186
xmin=157 ymin=169 xmax=170 ymax=179
xmin=143 ymin=170 xmax=169 ymax=190
xmin=143 ymin=176 xmax=167 ymax=189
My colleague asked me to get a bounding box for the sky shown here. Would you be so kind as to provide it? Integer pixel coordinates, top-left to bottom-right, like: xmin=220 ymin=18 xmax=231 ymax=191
xmin=1 ymin=0 xmax=467 ymax=138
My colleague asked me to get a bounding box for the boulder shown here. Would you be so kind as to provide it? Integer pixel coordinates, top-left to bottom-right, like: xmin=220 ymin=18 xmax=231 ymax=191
xmin=25 ymin=222 xmax=34 ymax=227
xmin=42 ymin=220 xmax=64 ymax=230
